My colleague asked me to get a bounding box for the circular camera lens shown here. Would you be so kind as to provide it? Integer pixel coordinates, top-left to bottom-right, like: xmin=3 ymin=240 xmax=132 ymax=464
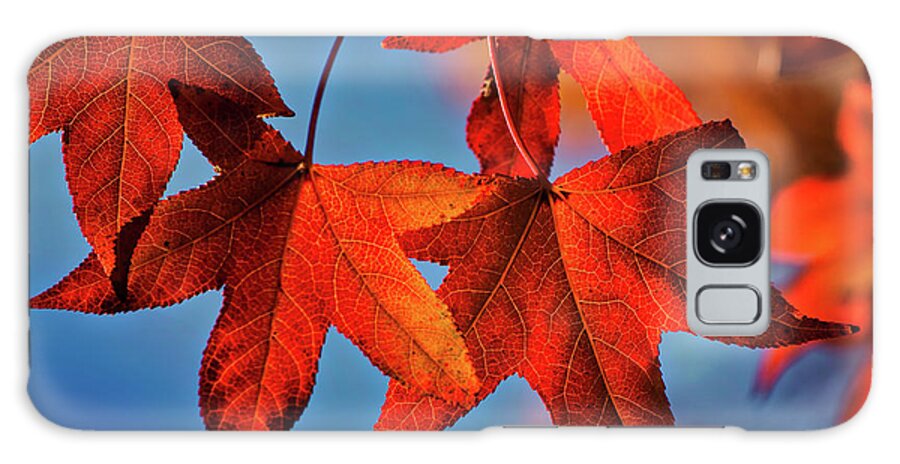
xmin=695 ymin=203 xmax=762 ymax=265
xmin=710 ymin=218 xmax=743 ymax=251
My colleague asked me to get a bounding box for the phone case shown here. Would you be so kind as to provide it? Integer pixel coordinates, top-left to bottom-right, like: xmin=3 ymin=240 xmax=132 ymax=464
xmin=28 ymin=36 xmax=872 ymax=431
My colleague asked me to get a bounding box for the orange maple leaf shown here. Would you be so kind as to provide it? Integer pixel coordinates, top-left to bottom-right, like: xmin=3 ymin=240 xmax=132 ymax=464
xmin=32 ymin=80 xmax=486 ymax=430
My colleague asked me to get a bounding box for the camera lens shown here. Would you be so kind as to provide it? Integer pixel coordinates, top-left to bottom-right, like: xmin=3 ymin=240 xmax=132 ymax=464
xmin=710 ymin=218 xmax=744 ymax=251
xmin=695 ymin=202 xmax=762 ymax=265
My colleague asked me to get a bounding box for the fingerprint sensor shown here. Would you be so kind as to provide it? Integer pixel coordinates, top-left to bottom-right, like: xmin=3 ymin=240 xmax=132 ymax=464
xmin=696 ymin=286 xmax=761 ymax=324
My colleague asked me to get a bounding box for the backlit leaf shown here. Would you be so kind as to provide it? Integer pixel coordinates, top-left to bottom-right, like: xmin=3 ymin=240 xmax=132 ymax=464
xmin=376 ymin=121 xmax=856 ymax=430
xmin=29 ymin=36 xmax=293 ymax=274
xmin=32 ymin=82 xmax=484 ymax=430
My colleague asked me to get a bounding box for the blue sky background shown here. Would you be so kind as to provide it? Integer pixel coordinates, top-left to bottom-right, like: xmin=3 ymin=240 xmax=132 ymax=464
xmin=28 ymin=37 xmax=865 ymax=430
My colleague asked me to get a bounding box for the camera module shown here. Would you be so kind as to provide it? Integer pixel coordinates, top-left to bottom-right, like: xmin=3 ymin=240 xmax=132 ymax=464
xmin=695 ymin=201 xmax=762 ymax=265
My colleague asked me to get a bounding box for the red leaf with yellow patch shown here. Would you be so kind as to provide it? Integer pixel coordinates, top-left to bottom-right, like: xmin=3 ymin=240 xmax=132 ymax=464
xmin=32 ymin=82 xmax=485 ymax=430
xmin=375 ymin=121 xmax=857 ymax=430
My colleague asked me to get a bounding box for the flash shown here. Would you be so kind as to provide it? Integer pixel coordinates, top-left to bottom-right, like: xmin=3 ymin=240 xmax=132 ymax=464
xmin=736 ymin=162 xmax=757 ymax=180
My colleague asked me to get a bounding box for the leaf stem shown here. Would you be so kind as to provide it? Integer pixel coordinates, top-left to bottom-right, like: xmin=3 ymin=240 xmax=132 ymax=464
xmin=304 ymin=36 xmax=344 ymax=164
xmin=487 ymin=36 xmax=550 ymax=185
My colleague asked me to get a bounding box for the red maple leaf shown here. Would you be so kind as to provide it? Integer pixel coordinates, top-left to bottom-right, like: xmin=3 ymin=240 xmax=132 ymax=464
xmin=374 ymin=38 xmax=857 ymax=429
xmin=29 ymin=37 xmax=293 ymax=275
xmin=383 ymin=36 xmax=700 ymax=176
xmin=375 ymin=120 xmax=857 ymax=430
xmin=31 ymin=71 xmax=487 ymax=429
xmin=754 ymin=80 xmax=872 ymax=420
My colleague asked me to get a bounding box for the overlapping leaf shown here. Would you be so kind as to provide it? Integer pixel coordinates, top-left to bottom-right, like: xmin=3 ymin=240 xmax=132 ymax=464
xmin=383 ymin=36 xmax=699 ymax=176
xmin=465 ymin=37 xmax=560 ymax=177
xmin=548 ymin=39 xmax=701 ymax=153
xmin=32 ymin=82 xmax=486 ymax=430
xmin=375 ymin=121 xmax=857 ymax=430
xmin=29 ymin=37 xmax=293 ymax=274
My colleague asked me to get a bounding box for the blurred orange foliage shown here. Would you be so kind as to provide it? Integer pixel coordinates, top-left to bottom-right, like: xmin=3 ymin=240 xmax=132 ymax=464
xmin=639 ymin=38 xmax=872 ymax=422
